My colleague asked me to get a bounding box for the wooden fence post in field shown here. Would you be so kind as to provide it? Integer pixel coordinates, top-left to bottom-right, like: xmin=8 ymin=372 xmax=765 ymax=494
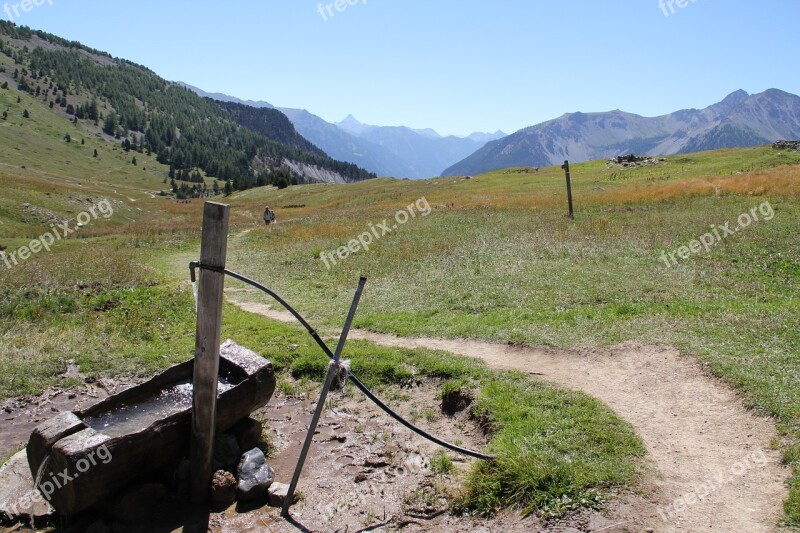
xmin=190 ymin=201 xmax=230 ymax=505
xmin=561 ymin=160 xmax=575 ymax=220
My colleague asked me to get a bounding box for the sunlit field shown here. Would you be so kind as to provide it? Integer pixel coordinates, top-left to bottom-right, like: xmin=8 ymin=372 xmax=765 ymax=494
xmin=2 ymin=143 xmax=799 ymax=521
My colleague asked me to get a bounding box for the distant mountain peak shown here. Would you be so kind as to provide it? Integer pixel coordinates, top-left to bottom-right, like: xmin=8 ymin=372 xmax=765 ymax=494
xmin=443 ymin=88 xmax=800 ymax=177
xmin=337 ymin=114 xmax=374 ymax=136
xmin=706 ymin=89 xmax=752 ymax=116
xmin=725 ymin=89 xmax=750 ymax=100
xmin=717 ymin=89 xmax=749 ymax=107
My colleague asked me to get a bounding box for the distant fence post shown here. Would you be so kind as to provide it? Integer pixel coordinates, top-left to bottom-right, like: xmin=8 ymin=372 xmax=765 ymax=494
xmin=561 ymin=160 xmax=575 ymax=219
xmin=190 ymin=201 xmax=230 ymax=505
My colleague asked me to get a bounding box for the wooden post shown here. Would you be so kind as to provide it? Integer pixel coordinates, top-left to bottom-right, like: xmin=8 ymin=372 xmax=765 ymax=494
xmin=190 ymin=202 xmax=230 ymax=505
xmin=561 ymin=160 xmax=575 ymax=220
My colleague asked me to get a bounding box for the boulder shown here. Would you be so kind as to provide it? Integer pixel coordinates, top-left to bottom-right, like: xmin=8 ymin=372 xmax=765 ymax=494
xmin=773 ymin=140 xmax=800 ymax=151
xmin=0 ymin=450 xmax=54 ymax=521
xmin=210 ymin=470 xmax=237 ymax=507
xmin=267 ymin=482 xmax=298 ymax=508
xmin=236 ymin=448 xmax=274 ymax=501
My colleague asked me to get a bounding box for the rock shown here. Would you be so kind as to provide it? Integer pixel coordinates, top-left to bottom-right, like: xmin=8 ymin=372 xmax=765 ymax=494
xmin=103 ymin=483 xmax=167 ymax=522
xmin=228 ymin=418 xmax=263 ymax=451
xmin=331 ymin=360 xmax=351 ymax=391
xmin=0 ymin=450 xmax=55 ymax=520
xmin=267 ymin=482 xmax=298 ymax=508
xmin=237 ymin=448 xmax=274 ymax=501
xmin=213 ymin=433 xmax=242 ymax=472
xmin=773 ymin=140 xmax=800 ymax=151
xmin=210 ymin=470 xmax=237 ymax=507
xmin=363 ymin=456 xmax=390 ymax=468
xmin=326 ymin=433 xmax=347 ymax=443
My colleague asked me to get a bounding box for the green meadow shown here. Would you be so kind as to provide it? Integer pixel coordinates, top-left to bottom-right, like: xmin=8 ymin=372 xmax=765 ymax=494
xmin=1 ymin=86 xmax=798 ymax=521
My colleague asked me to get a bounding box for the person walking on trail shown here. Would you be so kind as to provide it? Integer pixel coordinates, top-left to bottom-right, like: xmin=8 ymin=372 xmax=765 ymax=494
xmin=263 ymin=207 xmax=276 ymax=230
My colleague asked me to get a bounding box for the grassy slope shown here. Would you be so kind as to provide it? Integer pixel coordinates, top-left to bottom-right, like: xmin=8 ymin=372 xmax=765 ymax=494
xmin=211 ymin=147 xmax=800 ymax=524
xmin=0 ymin=58 xmax=170 ymax=242
xmin=0 ymin=79 xmax=646 ymax=518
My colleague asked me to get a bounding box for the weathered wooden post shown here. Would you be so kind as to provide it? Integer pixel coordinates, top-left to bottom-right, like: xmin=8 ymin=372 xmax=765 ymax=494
xmin=561 ymin=160 xmax=575 ymax=220
xmin=190 ymin=201 xmax=230 ymax=505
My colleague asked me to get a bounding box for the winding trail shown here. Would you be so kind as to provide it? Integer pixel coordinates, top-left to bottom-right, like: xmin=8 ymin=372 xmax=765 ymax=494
xmin=230 ymin=298 xmax=790 ymax=533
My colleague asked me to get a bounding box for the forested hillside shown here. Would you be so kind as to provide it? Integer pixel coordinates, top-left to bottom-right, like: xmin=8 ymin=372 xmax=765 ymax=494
xmin=0 ymin=21 xmax=375 ymax=189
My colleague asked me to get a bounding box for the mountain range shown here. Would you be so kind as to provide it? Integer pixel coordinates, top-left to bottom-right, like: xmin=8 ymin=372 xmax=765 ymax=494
xmin=3 ymin=22 xmax=800 ymax=187
xmin=184 ymin=81 xmax=800 ymax=180
xmin=178 ymin=84 xmax=506 ymax=179
xmin=443 ymin=89 xmax=800 ymax=176
xmin=329 ymin=114 xmax=506 ymax=179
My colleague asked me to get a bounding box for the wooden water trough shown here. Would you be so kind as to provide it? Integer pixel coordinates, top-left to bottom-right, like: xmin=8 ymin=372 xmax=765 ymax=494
xmin=26 ymin=340 xmax=276 ymax=515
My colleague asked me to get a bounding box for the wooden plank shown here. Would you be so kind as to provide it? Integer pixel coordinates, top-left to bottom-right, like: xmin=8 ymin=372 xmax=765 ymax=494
xmin=190 ymin=202 xmax=230 ymax=505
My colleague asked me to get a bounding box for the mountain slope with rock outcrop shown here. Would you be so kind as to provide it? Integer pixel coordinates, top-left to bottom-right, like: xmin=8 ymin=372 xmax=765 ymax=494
xmin=443 ymin=89 xmax=800 ymax=176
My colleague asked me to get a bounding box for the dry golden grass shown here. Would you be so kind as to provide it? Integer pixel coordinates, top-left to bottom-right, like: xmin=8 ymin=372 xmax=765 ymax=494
xmin=595 ymin=164 xmax=800 ymax=204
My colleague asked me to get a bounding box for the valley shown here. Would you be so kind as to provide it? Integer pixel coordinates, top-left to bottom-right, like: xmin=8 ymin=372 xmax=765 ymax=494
xmin=0 ymin=10 xmax=799 ymax=533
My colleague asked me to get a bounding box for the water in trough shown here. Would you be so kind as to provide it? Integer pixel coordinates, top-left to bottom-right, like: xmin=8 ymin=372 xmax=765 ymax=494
xmin=83 ymin=375 xmax=239 ymax=438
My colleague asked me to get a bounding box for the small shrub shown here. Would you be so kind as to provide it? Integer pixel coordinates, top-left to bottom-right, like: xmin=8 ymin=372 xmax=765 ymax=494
xmin=430 ymin=450 xmax=454 ymax=475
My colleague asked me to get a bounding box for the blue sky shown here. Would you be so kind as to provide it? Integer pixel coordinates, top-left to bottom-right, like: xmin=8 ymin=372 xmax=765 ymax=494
xmin=5 ymin=0 xmax=799 ymax=136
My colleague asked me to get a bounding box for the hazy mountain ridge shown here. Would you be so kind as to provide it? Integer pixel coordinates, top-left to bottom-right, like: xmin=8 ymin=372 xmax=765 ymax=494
xmin=443 ymin=89 xmax=800 ymax=176
xmin=331 ymin=114 xmax=507 ymax=178
xmin=177 ymin=82 xmax=274 ymax=109
xmin=277 ymin=108 xmax=416 ymax=178
xmin=180 ymin=81 xmax=508 ymax=179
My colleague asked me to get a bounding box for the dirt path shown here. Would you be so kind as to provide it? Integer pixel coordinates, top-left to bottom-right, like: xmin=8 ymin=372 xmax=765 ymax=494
xmin=230 ymin=299 xmax=790 ymax=533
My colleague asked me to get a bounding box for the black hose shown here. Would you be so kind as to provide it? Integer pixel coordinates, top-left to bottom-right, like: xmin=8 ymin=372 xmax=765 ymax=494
xmin=190 ymin=262 xmax=495 ymax=461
